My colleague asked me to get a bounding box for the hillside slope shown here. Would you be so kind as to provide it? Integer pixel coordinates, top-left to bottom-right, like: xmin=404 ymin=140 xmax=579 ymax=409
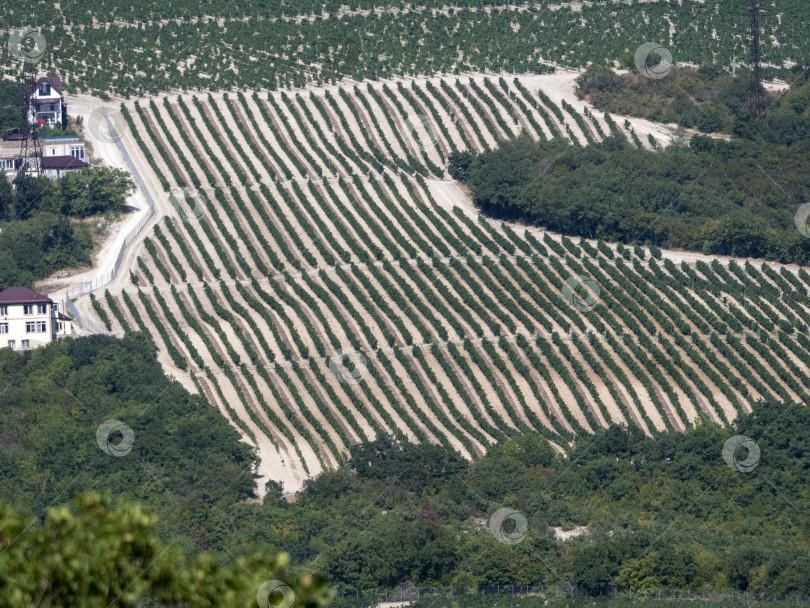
xmin=78 ymin=72 xmax=810 ymax=493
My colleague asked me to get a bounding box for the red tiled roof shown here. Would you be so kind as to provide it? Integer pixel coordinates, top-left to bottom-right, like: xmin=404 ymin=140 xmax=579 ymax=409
xmin=0 ymin=287 xmax=53 ymax=305
xmin=57 ymin=312 xmax=73 ymax=321
xmin=41 ymin=156 xmax=88 ymax=169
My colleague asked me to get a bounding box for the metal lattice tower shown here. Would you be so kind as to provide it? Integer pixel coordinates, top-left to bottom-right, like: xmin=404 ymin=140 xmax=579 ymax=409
xmin=749 ymin=0 xmax=762 ymax=118
xmin=17 ymin=64 xmax=42 ymax=178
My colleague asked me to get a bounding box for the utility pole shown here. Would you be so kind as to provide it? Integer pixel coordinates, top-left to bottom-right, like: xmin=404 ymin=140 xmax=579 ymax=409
xmin=749 ymin=0 xmax=762 ymax=118
xmin=18 ymin=63 xmax=42 ymax=178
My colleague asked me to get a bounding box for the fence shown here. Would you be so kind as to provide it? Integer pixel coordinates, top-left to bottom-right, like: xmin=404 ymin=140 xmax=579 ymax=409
xmin=331 ymin=586 xmax=810 ymax=604
xmin=63 ymin=291 xmax=108 ymax=335
xmin=64 ymin=112 xmax=156 ymax=330
xmin=65 ymin=206 xmax=154 ymax=301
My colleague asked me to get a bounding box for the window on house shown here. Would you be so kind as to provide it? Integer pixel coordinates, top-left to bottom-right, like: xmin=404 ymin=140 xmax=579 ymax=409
xmin=0 ymin=323 xmax=7 ymax=334
xmin=39 ymin=83 xmax=51 ymax=95
xmin=0 ymin=306 xmax=6 ymax=316
xmin=71 ymin=146 xmax=85 ymax=159
xmin=23 ymin=305 xmax=32 ymax=315
xmin=56 ymin=322 xmax=63 ymax=332
xmin=21 ymin=340 xmax=29 ymax=349
xmin=26 ymin=322 xmax=35 ymax=333
xmin=37 ymin=321 xmax=47 ymax=333
xmin=7 ymin=340 xmax=15 ymax=349
xmin=37 ymin=304 xmax=47 ymax=314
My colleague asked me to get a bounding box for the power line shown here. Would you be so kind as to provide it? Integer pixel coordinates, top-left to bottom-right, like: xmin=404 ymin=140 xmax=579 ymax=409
xmin=749 ymin=0 xmax=762 ymax=118
xmin=17 ymin=64 xmax=42 ymax=178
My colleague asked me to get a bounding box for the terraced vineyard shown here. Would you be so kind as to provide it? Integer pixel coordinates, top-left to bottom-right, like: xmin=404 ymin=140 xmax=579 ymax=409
xmin=90 ymin=73 xmax=810 ymax=490
xmin=9 ymin=0 xmax=809 ymax=96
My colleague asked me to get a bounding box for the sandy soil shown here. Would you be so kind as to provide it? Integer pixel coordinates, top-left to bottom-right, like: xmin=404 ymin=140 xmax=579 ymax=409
xmin=243 ymin=94 xmax=311 ymax=178
xmin=451 ymin=345 xmax=521 ymax=434
xmin=68 ymin=70 xmax=808 ymax=494
xmin=406 ymin=350 xmax=484 ymax=457
xmin=421 ymin=347 xmax=499 ymax=446
xmin=211 ymin=94 xmax=278 ymax=184
xmin=298 ymin=94 xmax=367 ymax=176
xmin=42 ymin=96 xmax=153 ymax=303
xmin=426 ymin=80 xmax=487 ymax=153
xmin=386 ymin=84 xmax=447 ymax=167
xmin=395 ymin=85 xmax=453 ymax=158
xmin=357 ymin=86 xmax=414 ymax=161
xmin=505 ymin=80 xmax=556 ymax=139
xmin=497 ymin=342 xmax=560 ymax=431
xmin=514 ymin=346 xmax=577 ymax=436
xmin=516 ymin=71 xmax=677 ymax=147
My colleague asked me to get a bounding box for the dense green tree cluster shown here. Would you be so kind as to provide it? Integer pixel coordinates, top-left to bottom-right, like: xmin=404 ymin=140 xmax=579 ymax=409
xmin=0 ymin=167 xmax=134 ymax=288
xmin=576 ymin=63 xmax=810 ymax=136
xmin=0 ymin=207 xmax=90 ymax=288
xmin=0 ymin=334 xmax=256 ymax=534
xmin=295 ymin=407 xmax=809 ymax=594
xmin=0 ymin=84 xmax=20 ymax=137
xmin=453 ymin=70 xmax=810 ymax=264
xmin=2 ymin=335 xmax=809 ymax=597
xmin=577 ymin=65 xmax=736 ymax=132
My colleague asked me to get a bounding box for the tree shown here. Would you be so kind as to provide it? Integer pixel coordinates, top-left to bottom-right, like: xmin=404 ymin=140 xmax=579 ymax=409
xmin=60 ymin=166 xmax=135 ymax=217
xmin=0 ymin=178 xmax=12 ymax=221
xmin=0 ymin=492 xmax=331 ymax=607
xmin=511 ymin=434 xmax=556 ymax=467
xmin=447 ymin=150 xmax=475 ymax=181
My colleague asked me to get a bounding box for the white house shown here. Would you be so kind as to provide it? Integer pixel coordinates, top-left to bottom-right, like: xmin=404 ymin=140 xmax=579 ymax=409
xmin=41 ymin=135 xmax=86 ymax=160
xmin=26 ymin=76 xmax=66 ymax=127
xmin=1 ymin=75 xmax=89 ymax=179
xmin=0 ymin=287 xmax=73 ymax=350
xmin=39 ymin=134 xmax=88 ymax=177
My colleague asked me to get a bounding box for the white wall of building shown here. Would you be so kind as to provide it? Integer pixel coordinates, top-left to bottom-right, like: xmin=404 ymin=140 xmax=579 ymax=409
xmin=0 ymin=302 xmax=54 ymax=350
xmin=43 ymin=140 xmax=85 ymax=159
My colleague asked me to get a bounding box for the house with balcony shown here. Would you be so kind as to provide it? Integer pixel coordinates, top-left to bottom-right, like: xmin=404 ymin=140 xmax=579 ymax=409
xmin=2 ymin=74 xmax=89 ymax=179
xmin=0 ymin=287 xmax=73 ymax=350
xmin=26 ymin=76 xmax=66 ymax=127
